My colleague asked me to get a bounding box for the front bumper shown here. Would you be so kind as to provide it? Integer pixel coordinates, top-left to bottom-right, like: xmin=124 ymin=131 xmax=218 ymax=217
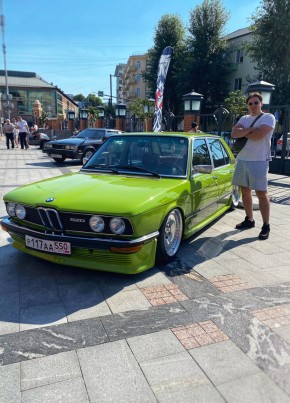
xmin=1 ymin=217 xmax=158 ymax=249
xmin=43 ymin=149 xmax=80 ymax=159
xmin=1 ymin=218 xmax=159 ymax=274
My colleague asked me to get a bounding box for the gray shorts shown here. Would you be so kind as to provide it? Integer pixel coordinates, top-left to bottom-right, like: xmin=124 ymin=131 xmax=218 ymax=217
xmin=232 ymin=160 xmax=269 ymax=191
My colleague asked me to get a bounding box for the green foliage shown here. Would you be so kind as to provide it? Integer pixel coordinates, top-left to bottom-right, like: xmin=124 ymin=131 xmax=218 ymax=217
xmin=39 ymin=110 xmax=48 ymax=127
xmin=247 ymin=0 xmax=290 ymax=104
xmin=88 ymin=107 xmax=99 ymax=127
xmin=73 ymin=94 xmax=85 ymax=101
xmin=142 ymin=14 xmax=187 ymax=115
xmin=183 ymin=0 xmax=230 ymax=111
xmin=128 ymin=98 xmax=154 ymax=119
xmin=224 ymin=90 xmax=247 ymax=114
xmin=87 ymin=93 xmax=103 ymax=107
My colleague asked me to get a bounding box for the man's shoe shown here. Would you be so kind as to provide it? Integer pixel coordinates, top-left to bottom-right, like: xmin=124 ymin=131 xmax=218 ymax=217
xmin=259 ymin=224 xmax=270 ymax=240
xmin=236 ymin=216 xmax=255 ymax=230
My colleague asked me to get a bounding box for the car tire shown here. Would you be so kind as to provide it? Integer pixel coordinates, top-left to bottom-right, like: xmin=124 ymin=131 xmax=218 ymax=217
xmin=82 ymin=149 xmax=94 ymax=165
xmin=156 ymin=208 xmax=183 ymax=263
xmin=52 ymin=156 xmax=66 ymax=163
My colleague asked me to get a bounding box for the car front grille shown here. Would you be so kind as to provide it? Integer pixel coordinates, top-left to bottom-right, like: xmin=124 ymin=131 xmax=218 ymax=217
xmin=20 ymin=206 xmax=133 ymax=235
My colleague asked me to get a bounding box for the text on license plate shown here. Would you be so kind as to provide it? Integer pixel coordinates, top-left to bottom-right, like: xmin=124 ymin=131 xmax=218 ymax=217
xmin=51 ymin=154 xmax=62 ymax=158
xmin=25 ymin=235 xmax=71 ymax=255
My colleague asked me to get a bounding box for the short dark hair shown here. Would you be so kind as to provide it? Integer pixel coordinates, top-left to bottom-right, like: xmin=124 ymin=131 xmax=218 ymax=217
xmin=191 ymin=122 xmax=197 ymax=128
xmin=246 ymin=92 xmax=263 ymax=103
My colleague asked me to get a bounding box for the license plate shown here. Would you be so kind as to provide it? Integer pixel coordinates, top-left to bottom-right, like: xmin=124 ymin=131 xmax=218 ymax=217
xmin=51 ymin=154 xmax=63 ymax=158
xmin=25 ymin=235 xmax=71 ymax=255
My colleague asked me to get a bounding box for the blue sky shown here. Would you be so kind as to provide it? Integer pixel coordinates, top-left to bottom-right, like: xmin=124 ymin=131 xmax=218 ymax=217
xmin=3 ymin=0 xmax=260 ymax=100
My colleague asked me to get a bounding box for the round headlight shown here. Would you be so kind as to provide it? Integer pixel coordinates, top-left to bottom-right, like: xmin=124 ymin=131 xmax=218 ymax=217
xmin=89 ymin=216 xmax=105 ymax=232
xmin=7 ymin=202 xmax=16 ymax=216
xmin=15 ymin=204 xmax=26 ymax=220
xmin=110 ymin=218 xmax=125 ymax=234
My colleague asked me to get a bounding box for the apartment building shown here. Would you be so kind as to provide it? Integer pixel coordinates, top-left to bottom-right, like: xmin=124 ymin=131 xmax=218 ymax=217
xmin=114 ymin=63 xmax=126 ymax=103
xmin=224 ymin=28 xmax=258 ymax=93
xmin=121 ymin=54 xmax=148 ymax=104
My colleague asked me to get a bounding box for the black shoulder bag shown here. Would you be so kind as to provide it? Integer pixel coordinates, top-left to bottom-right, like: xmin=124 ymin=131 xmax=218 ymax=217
xmin=233 ymin=113 xmax=263 ymax=154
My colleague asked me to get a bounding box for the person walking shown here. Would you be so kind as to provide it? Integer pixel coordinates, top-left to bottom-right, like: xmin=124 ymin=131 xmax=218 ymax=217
xmin=12 ymin=118 xmax=19 ymax=147
xmin=16 ymin=116 xmax=29 ymax=149
xmin=231 ymin=92 xmax=275 ymax=240
xmin=3 ymin=119 xmax=15 ymax=149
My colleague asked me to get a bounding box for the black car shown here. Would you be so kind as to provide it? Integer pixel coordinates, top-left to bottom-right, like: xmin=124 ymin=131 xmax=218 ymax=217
xmin=42 ymin=128 xmax=123 ymax=164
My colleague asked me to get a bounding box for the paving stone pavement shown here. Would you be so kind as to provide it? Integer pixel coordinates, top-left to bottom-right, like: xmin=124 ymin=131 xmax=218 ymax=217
xmin=0 ymin=136 xmax=290 ymax=402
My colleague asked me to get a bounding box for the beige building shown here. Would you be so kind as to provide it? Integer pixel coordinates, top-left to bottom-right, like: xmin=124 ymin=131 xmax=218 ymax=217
xmin=224 ymin=28 xmax=259 ymax=93
xmin=120 ymin=54 xmax=148 ymax=104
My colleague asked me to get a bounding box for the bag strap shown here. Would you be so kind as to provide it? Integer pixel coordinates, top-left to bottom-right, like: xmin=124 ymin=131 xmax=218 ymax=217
xmin=249 ymin=112 xmax=263 ymax=127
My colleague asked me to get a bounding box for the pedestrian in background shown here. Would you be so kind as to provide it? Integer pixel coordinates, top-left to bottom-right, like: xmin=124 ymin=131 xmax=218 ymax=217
xmin=16 ymin=116 xmax=29 ymax=150
xmin=12 ymin=118 xmax=19 ymax=147
xmin=3 ymin=119 xmax=15 ymax=149
xmin=36 ymin=132 xmax=50 ymax=149
xmin=231 ymin=92 xmax=275 ymax=240
xmin=189 ymin=122 xmax=201 ymax=133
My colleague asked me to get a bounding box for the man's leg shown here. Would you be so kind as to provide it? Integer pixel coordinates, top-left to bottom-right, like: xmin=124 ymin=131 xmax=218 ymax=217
xmin=241 ymin=186 xmax=253 ymax=220
xmin=255 ymin=190 xmax=270 ymax=225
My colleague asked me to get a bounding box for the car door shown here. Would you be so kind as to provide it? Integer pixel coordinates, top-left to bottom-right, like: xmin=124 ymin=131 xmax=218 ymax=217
xmin=206 ymin=137 xmax=234 ymax=211
xmin=188 ymin=138 xmax=219 ymax=228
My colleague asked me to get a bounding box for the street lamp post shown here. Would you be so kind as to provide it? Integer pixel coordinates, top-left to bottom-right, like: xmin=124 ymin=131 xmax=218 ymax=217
xmin=115 ymin=103 xmax=126 ymax=131
xmin=182 ymin=90 xmax=203 ymax=132
xmin=66 ymin=110 xmax=75 ymax=132
xmin=94 ymin=106 xmax=105 ymax=128
xmin=143 ymin=98 xmax=155 ymax=132
xmin=79 ymin=108 xmax=88 ymax=131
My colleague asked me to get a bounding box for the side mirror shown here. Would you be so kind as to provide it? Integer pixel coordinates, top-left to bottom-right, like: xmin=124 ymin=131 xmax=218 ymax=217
xmin=192 ymin=164 xmax=213 ymax=175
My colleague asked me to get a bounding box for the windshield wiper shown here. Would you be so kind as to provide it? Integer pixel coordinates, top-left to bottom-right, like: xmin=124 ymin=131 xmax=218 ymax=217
xmin=81 ymin=164 xmax=120 ymax=174
xmin=116 ymin=165 xmax=160 ymax=178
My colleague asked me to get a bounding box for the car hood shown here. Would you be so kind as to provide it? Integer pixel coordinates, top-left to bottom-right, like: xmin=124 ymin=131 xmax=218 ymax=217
xmin=4 ymin=172 xmax=188 ymax=216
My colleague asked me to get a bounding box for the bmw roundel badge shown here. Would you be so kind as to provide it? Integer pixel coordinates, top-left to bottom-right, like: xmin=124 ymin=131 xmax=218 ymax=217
xmin=46 ymin=197 xmax=55 ymax=202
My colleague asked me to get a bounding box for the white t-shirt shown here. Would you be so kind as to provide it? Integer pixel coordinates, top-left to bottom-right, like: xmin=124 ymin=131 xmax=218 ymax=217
xmin=17 ymin=120 xmax=28 ymax=133
xmin=236 ymin=113 xmax=275 ymax=162
xmin=39 ymin=133 xmax=50 ymax=140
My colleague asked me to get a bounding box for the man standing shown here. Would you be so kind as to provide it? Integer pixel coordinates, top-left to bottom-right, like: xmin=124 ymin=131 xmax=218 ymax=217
xmin=3 ymin=119 xmax=15 ymax=149
xmin=16 ymin=116 xmax=29 ymax=149
xmin=231 ymin=92 xmax=275 ymax=240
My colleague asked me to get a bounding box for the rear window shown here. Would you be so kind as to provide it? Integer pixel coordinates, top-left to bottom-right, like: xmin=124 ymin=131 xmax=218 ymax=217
xmin=77 ymin=129 xmax=105 ymax=140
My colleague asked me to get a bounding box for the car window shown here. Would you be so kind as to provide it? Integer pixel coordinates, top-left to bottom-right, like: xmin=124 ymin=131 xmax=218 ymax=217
xmin=84 ymin=135 xmax=188 ymax=177
xmin=76 ymin=129 xmax=104 ymax=140
xmin=207 ymin=138 xmax=230 ymax=168
xmin=192 ymin=138 xmax=211 ymax=166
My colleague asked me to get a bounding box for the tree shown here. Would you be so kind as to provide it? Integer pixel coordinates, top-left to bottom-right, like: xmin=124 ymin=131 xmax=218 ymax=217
xmin=87 ymin=93 xmax=103 ymax=107
xmin=247 ymin=0 xmax=290 ymax=104
xmin=142 ymin=14 xmax=187 ymax=115
xmin=224 ymin=90 xmax=247 ymax=115
xmin=73 ymin=94 xmax=85 ymax=102
xmin=39 ymin=110 xmax=48 ymax=128
xmin=183 ymin=0 xmax=230 ymax=112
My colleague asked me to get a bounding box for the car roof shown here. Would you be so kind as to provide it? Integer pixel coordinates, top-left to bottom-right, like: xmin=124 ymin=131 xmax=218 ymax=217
xmin=112 ymin=132 xmax=220 ymax=139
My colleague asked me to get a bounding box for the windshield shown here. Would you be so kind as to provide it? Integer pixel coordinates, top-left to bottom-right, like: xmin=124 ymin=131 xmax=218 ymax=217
xmin=82 ymin=135 xmax=189 ymax=177
xmin=76 ymin=129 xmax=105 ymax=140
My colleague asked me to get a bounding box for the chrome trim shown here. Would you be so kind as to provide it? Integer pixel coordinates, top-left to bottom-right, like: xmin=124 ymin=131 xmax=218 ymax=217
xmin=1 ymin=218 xmax=158 ymax=249
xmin=37 ymin=208 xmax=63 ymax=231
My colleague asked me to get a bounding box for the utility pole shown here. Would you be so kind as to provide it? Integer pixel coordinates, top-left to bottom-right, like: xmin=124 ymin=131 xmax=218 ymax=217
xmin=109 ymin=74 xmax=113 ymax=106
xmin=0 ymin=0 xmax=10 ymax=119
